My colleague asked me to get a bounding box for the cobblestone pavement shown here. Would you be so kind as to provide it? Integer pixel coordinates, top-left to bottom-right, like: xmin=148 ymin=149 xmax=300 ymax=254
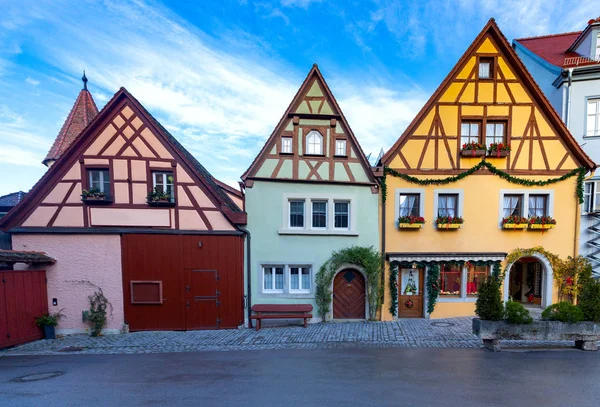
xmin=1 ymin=317 xmax=595 ymax=356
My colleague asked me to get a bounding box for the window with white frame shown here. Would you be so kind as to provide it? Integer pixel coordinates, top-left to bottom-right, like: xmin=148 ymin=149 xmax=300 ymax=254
xmin=289 ymin=200 xmax=305 ymax=228
xmin=399 ymin=193 xmax=420 ymax=217
xmin=485 ymin=122 xmax=505 ymax=147
xmin=334 ymin=201 xmax=350 ymax=229
xmin=306 ymin=130 xmax=323 ymax=155
xmin=437 ymin=194 xmax=459 ymax=218
xmin=528 ymin=194 xmax=548 ymax=217
xmin=263 ymin=266 xmax=284 ymax=292
xmin=478 ymin=58 xmax=493 ymax=79
xmin=335 ymin=139 xmax=346 ymax=156
xmin=460 ymin=122 xmax=480 ymax=146
xmin=290 ymin=266 xmax=311 ymax=293
xmin=88 ymin=169 xmax=111 ymax=197
xmin=596 ymin=33 xmax=600 ymax=59
xmin=439 ymin=263 xmax=490 ymax=299
xmin=502 ymin=194 xmax=523 ymax=217
xmin=311 ymin=200 xmax=327 ymax=228
xmin=583 ymin=181 xmax=600 ymax=213
xmin=152 ymin=171 xmax=174 ymax=199
xmin=587 ymin=99 xmax=600 ymax=137
xmin=281 ymin=136 xmax=292 ymax=153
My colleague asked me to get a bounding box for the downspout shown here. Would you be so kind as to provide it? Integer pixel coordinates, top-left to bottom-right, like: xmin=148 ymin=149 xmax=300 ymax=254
xmin=566 ymin=68 xmax=573 ymax=128
xmin=238 ymin=226 xmax=252 ymax=328
xmin=380 ymin=174 xmax=386 ymax=318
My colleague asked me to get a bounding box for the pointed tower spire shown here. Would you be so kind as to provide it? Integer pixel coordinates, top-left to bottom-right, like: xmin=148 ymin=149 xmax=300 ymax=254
xmin=42 ymin=73 xmax=99 ymax=167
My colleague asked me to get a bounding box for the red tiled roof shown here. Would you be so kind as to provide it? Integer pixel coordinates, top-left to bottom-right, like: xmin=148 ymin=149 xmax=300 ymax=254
xmin=515 ymin=32 xmax=583 ymax=68
xmin=0 ymin=191 xmax=26 ymax=207
xmin=43 ymin=88 xmax=99 ymax=165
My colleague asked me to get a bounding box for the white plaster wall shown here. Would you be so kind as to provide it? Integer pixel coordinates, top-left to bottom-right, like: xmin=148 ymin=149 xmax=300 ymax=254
xmin=12 ymin=234 xmax=124 ymax=335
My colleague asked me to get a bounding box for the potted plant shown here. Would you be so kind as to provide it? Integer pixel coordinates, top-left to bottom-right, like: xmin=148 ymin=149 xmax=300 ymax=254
xmin=435 ymin=215 xmax=464 ymax=229
xmin=35 ymin=310 xmax=64 ymax=340
xmin=147 ymin=187 xmax=174 ymax=206
xmin=398 ymin=215 xmax=425 ymax=229
xmin=528 ymin=215 xmax=556 ymax=230
xmin=460 ymin=141 xmax=486 ymax=157
xmin=501 ymin=215 xmax=528 ymax=230
xmin=487 ymin=142 xmax=511 ymax=158
xmin=81 ymin=188 xmax=107 ymax=201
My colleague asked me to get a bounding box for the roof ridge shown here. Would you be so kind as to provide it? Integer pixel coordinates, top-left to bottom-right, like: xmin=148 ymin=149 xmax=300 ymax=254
xmin=514 ymin=31 xmax=582 ymax=42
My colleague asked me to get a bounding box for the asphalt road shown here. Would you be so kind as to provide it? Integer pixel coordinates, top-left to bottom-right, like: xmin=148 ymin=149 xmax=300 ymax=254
xmin=0 ymin=347 xmax=598 ymax=406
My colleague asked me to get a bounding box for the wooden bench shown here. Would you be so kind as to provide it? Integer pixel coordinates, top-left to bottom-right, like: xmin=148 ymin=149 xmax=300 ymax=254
xmin=250 ymin=304 xmax=313 ymax=331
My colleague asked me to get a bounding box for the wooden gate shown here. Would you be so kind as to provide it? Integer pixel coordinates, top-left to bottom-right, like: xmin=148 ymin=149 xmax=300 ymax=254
xmin=0 ymin=270 xmax=48 ymax=349
xmin=333 ymin=269 xmax=366 ymax=319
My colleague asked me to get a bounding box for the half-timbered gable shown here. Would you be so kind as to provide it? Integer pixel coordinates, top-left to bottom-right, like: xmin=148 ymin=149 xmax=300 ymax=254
xmin=242 ymin=64 xmax=377 ymax=188
xmin=1 ymin=88 xmax=245 ymax=233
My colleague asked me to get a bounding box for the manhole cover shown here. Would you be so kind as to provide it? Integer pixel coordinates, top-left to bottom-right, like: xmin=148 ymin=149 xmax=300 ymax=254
xmin=12 ymin=372 xmax=64 ymax=382
xmin=431 ymin=322 xmax=455 ymax=327
xmin=58 ymin=346 xmax=84 ymax=352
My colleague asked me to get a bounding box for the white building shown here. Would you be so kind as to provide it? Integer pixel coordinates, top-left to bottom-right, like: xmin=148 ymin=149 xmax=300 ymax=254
xmin=514 ymin=17 xmax=600 ymax=275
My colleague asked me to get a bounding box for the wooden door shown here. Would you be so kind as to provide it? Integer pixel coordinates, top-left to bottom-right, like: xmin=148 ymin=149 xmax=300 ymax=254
xmin=333 ymin=269 xmax=365 ymax=319
xmin=398 ymin=268 xmax=424 ymax=318
xmin=185 ymin=269 xmax=219 ymax=329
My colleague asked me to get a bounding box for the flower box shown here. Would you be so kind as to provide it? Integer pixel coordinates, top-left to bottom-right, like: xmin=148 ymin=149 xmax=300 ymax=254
xmin=528 ymin=224 xmax=555 ymax=230
xmin=81 ymin=196 xmax=112 ymax=205
xmin=398 ymin=223 xmax=423 ymax=229
xmin=147 ymin=200 xmax=176 ymax=207
xmin=436 ymin=223 xmax=461 ymax=229
xmin=502 ymin=223 xmax=527 ymax=230
xmin=487 ymin=151 xmax=509 ymax=158
xmin=460 ymin=149 xmax=486 ymax=157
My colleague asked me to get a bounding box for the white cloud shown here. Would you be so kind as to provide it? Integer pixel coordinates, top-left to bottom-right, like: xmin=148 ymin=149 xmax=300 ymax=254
xmin=280 ymin=0 xmax=322 ymax=8
xmin=25 ymin=77 xmax=40 ymax=86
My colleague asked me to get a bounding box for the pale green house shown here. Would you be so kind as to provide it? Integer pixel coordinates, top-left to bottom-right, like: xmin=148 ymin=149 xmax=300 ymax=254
xmin=241 ymin=65 xmax=380 ymax=323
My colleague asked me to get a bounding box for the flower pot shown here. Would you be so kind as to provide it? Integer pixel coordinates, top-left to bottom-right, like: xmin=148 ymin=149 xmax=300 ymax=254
xmin=528 ymin=224 xmax=555 ymax=230
xmin=398 ymin=223 xmax=423 ymax=229
xmin=487 ymin=151 xmax=509 ymax=158
xmin=460 ymin=149 xmax=486 ymax=157
xmin=502 ymin=223 xmax=527 ymax=230
xmin=436 ymin=223 xmax=461 ymax=229
xmin=43 ymin=325 xmax=56 ymax=340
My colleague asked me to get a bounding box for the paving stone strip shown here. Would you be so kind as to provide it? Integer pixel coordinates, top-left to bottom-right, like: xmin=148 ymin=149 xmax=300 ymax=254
xmin=0 ymin=318 xmax=596 ymax=356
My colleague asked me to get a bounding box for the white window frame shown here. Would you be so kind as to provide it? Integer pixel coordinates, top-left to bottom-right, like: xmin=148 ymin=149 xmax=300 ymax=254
xmin=394 ymin=188 xmax=425 ymax=228
xmin=437 ymin=264 xmax=490 ymax=303
xmin=280 ymin=193 xmax=358 ymax=235
xmin=333 ymin=200 xmax=350 ymax=230
xmin=289 ymin=265 xmax=312 ymax=293
xmin=288 ymin=199 xmax=305 ymax=229
xmin=335 ymin=139 xmax=347 ymax=156
xmin=152 ymin=171 xmax=174 ymax=195
xmin=497 ymin=189 xmax=554 ymax=227
xmin=306 ymin=130 xmax=323 ymax=155
xmin=88 ymin=169 xmax=110 ymax=194
xmin=433 ymin=189 xmax=464 ymax=225
xmin=585 ymin=97 xmax=600 ymax=138
xmin=582 ymin=181 xmax=600 ymax=214
xmin=281 ymin=136 xmax=292 ymax=153
xmin=311 ymin=200 xmax=328 ymax=229
xmin=261 ymin=265 xmax=285 ymax=293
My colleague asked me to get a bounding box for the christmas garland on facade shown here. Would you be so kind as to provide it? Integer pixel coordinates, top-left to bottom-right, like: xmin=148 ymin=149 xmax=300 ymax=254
xmin=380 ymin=161 xmax=586 ymax=205
xmin=389 ymin=260 xmax=502 ymax=316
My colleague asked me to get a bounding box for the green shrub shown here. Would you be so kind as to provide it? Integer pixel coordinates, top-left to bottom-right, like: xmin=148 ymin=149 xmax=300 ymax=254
xmin=475 ymin=277 xmax=504 ymax=320
xmin=505 ymin=300 xmax=533 ymax=324
xmin=35 ymin=310 xmax=64 ymax=327
xmin=541 ymin=301 xmax=584 ymax=323
xmin=577 ymin=280 xmax=600 ymax=322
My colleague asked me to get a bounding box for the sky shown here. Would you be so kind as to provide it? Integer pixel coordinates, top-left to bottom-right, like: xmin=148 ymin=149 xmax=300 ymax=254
xmin=0 ymin=0 xmax=598 ymax=195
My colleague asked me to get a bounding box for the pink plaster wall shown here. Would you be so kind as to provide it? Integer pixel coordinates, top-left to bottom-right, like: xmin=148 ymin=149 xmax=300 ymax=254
xmin=12 ymin=234 xmax=124 ymax=334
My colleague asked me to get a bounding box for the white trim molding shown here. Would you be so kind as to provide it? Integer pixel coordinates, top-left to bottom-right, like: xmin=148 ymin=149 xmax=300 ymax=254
xmin=387 ymin=252 xmax=506 ymax=263
xmin=394 ymin=188 xmax=425 ymax=228
xmin=497 ymin=188 xmax=554 ymax=227
xmin=503 ymin=252 xmax=554 ymax=309
xmin=433 ymin=188 xmax=464 ymax=228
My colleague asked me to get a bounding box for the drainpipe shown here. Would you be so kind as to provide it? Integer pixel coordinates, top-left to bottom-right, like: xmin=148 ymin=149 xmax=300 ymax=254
xmin=238 ymin=226 xmax=252 ymax=328
xmin=380 ymin=174 xmax=386 ymax=316
xmin=566 ymin=68 xmax=573 ymax=128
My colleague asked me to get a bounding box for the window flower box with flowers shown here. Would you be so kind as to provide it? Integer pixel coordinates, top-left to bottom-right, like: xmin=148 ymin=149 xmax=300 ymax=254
xmin=398 ymin=215 xmax=425 ymax=229
xmin=435 ymin=216 xmax=464 ymax=229
xmin=528 ymin=216 xmax=556 ymax=230
xmin=501 ymin=215 xmax=528 ymax=230
xmin=81 ymin=188 xmax=112 ymax=204
xmin=487 ymin=142 xmax=511 ymax=158
xmin=147 ymin=187 xmax=176 ymax=207
xmin=460 ymin=141 xmax=486 ymax=157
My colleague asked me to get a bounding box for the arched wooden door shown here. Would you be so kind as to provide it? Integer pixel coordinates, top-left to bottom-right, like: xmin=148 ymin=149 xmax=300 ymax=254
xmin=333 ymin=269 xmax=366 ymax=319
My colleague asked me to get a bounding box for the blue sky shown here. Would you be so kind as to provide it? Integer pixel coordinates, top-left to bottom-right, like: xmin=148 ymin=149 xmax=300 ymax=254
xmin=0 ymin=0 xmax=598 ymax=195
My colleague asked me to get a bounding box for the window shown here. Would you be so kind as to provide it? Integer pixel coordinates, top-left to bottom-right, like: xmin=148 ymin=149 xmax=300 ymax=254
xmin=438 ymin=194 xmax=458 ymax=218
xmin=306 ymin=131 xmax=323 ymax=155
xmin=281 ymin=136 xmax=292 ymax=153
xmin=152 ymin=171 xmax=174 ymax=198
xmin=467 ymin=265 xmax=489 ymax=296
xmin=263 ymin=266 xmax=284 ymax=292
xmin=289 ymin=200 xmax=305 ymax=228
xmin=528 ymin=194 xmax=548 ymax=217
xmin=335 ymin=139 xmax=346 ymax=156
xmin=311 ymin=200 xmax=327 ymax=228
xmin=290 ymin=266 xmax=311 ymax=292
xmin=587 ymin=99 xmax=600 ymax=137
xmin=583 ymin=181 xmax=600 ymax=213
xmin=478 ymin=58 xmax=493 ymax=79
xmin=596 ymin=33 xmax=600 ymax=59
xmin=88 ymin=169 xmax=110 ymax=196
xmin=440 ymin=264 xmax=462 ymax=296
xmin=485 ymin=122 xmax=505 ymax=147
xmin=503 ymin=194 xmax=523 ymax=217
xmin=399 ymin=193 xmax=420 ymax=217
xmin=460 ymin=122 xmax=480 ymax=146
xmin=334 ymin=201 xmax=349 ymax=229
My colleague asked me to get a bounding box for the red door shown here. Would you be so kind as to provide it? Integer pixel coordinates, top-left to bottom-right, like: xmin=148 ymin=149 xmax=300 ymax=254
xmin=333 ymin=269 xmax=366 ymax=319
xmin=185 ymin=269 xmax=219 ymax=329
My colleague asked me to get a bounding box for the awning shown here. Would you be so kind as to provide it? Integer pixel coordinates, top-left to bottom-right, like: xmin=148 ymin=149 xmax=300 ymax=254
xmin=0 ymin=250 xmax=56 ymax=265
xmin=387 ymin=252 xmax=507 ymax=263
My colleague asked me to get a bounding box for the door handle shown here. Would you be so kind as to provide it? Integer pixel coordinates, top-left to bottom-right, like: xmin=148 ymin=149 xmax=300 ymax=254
xmin=186 ymin=301 xmax=190 ymax=308
xmin=185 ymin=285 xmax=190 ymax=293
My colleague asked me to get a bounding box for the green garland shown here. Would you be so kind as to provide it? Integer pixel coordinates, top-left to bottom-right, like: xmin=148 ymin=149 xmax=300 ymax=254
xmin=389 ymin=260 xmax=501 ymax=316
xmin=381 ymin=161 xmax=586 ymax=204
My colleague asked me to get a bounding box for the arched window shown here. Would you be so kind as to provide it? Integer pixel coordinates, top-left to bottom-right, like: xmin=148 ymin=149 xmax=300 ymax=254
xmin=306 ymin=131 xmax=323 ymax=155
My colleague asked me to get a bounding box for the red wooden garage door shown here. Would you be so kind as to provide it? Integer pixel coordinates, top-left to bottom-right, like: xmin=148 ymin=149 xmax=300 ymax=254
xmin=121 ymin=234 xmax=244 ymax=331
xmin=0 ymin=270 xmax=48 ymax=349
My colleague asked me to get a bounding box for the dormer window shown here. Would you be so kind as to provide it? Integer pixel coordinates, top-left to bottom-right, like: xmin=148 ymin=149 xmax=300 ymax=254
xmin=478 ymin=57 xmax=493 ymax=79
xmin=281 ymin=136 xmax=292 ymax=154
xmin=306 ymin=130 xmax=323 ymax=155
